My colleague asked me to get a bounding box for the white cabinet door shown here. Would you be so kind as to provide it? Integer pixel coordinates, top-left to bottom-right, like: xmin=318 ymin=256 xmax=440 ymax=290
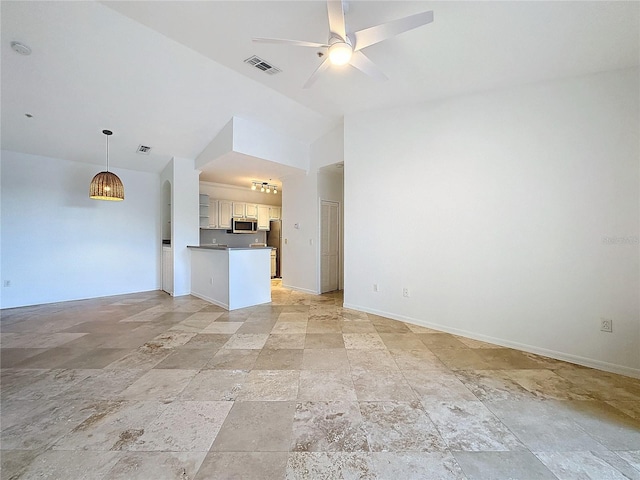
xmin=232 ymin=202 xmax=246 ymax=218
xmin=209 ymin=199 xmax=219 ymax=228
xmin=269 ymin=206 xmax=281 ymax=220
xmin=257 ymin=205 xmax=270 ymax=230
xmin=218 ymin=200 xmax=233 ymax=229
xmin=245 ymin=203 xmax=258 ymax=219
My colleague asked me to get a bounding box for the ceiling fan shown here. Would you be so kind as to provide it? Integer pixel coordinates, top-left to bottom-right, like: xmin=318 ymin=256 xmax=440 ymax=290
xmin=253 ymin=0 xmax=434 ymax=88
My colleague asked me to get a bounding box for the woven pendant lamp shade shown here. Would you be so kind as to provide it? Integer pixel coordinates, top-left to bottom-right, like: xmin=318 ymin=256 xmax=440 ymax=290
xmin=90 ymin=171 xmax=124 ymax=201
xmin=90 ymin=129 xmax=124 ymax=201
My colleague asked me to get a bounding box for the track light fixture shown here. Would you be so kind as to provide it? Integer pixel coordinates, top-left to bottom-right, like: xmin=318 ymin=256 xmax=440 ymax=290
xmin=251 ymin=181 xmax=279 ymax=194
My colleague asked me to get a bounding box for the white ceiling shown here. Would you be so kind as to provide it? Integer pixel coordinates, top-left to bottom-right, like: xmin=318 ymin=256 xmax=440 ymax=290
xmin=2 ymin=1 xmax=638 ymax=188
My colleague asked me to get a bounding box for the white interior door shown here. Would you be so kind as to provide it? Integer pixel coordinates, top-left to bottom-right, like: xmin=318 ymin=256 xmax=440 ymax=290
xmin=321 ymin=200 xmax=340 ymax=293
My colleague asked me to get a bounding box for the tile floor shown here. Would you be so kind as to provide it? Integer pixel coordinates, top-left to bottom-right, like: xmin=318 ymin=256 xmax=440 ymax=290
xmin=1 ymin=282 xmax=639 ymax=479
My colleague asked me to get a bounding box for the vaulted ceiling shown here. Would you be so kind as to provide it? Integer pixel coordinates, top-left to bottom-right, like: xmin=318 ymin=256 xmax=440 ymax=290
xmin=2 ymin=1 xmax=638 ymax=187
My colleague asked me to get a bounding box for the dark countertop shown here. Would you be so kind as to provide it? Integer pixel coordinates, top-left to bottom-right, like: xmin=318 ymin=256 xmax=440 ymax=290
xmin=188 ymin=245 xmax=273 ymax=251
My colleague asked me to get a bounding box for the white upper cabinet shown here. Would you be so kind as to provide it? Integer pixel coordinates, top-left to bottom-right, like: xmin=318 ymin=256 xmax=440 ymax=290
xmin=200 ymin=194 xmax=280 ymax=230
xmin=257 ymin=205 xmax=270 ymax=230
xmin=209 ymin=199 xmax=219 ymax=228
xmin=269 ymin=206 xmax=281 ymax=220
xmin=232 ymin=202 xmax=246 ymax=218
xmin=245 ymin=203 xmax=258 ymax=219
xmin=218 ymin=200 xmax=233 ymax=229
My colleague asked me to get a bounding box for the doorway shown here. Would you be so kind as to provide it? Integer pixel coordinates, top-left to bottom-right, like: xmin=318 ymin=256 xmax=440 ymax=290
xmin=320 ymin=200 xmax=340 ymax=293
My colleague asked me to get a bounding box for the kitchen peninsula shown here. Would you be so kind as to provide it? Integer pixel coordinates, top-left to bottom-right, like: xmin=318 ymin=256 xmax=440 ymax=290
xmin=188 ymin=245 xmax=272 ymax=310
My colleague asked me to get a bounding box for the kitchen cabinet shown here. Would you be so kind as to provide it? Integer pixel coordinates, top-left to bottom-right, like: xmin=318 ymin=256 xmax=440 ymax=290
xmin=232 ymin=202 xmax=246 ymax=218
xmin=245 ymin=203 xmax=258 ymax=219
xmin=199 ymin=194 xmax=209 ymax=228
xmin=209 ymin=199 xmax=219 ymax=228
xmin=269 ymin=206 xmax=281 ymax=220
xmin=218 ymin=200 xmax=233 ymax=229
xmin=257 ymin=205 xmax=270 ymax=230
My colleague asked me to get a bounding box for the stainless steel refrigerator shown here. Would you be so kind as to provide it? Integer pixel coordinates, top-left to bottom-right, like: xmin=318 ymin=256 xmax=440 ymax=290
xmin=266 ymin=220 xmax=282 ymax=278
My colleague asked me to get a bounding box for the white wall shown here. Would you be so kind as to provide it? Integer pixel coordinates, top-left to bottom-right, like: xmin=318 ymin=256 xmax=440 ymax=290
xmin=282 ymin=122 xmax=344 ymax=293
xmin=0 ymin=150 xmax=160 ymax=308
xmin=167 ymin=157 xmax=200 ymax=297
xmin=344 ymin=68 xmax=640 ymax=377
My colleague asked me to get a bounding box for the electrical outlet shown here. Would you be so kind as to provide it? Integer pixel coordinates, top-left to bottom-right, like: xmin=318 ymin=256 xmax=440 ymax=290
xmin=600 ymin=318 xmax=613 ymax=333
xmin=403 ymin=288 xmax=410 ymax=298
xmin=373 ymin=284 xmax=379 ymax=292
xmin=3 ymin=280 xmax=10 ymax=287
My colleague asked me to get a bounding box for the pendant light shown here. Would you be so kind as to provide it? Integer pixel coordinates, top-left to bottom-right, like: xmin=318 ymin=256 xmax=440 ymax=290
xmin=90 ymin=129 xmax=124 ymax=201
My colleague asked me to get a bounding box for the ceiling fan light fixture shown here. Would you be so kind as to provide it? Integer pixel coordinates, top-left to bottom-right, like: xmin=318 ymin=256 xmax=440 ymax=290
xmin=328 ymin=41 xmax=353 ymax=66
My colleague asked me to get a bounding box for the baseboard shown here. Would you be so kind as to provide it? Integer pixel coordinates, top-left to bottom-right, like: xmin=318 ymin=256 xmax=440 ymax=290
xmin=282 ymin=284 xmax=319 ymax=295
xmin=190 ymin=292 xmax=228 ymax=310
xmin=343 ymin=302 xmax=640 ymax=380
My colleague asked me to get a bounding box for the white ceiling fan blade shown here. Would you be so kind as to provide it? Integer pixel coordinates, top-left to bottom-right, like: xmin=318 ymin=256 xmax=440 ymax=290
xmin=303 ymin=58 xmax=331 ymax=89
xmin=353 ymin=10 xmax=434 ymax=51
xmin=326 ymin=0 xmax=347 ymax=40
xmin=253 ymin=37 xmax=329 ymax=48
xmin=348 ymin=51 xmax=387 ymax=81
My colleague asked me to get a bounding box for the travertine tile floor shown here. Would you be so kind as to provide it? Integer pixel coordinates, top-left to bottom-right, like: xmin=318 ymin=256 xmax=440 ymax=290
xmin=1 ymin=282 xmax=639 ymax=479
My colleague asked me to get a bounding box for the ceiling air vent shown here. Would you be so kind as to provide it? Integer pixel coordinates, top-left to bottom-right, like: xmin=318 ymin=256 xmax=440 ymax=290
xmin=136 ymin=145 xmax=152 ymax=155
xmin=244 ymin=55 xmax=282 ymax=75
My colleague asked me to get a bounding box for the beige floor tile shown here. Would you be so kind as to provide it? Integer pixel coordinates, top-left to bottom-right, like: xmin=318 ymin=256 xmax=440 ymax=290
xmin=204 ymin=348 xmax=260 ymax=370
xmin=453 ymin=451 xmax=556 ymax=479
xmin=305 ymin=333 xmax=345 ymax=348
xmin=264 ymin=333 xmax=306 ymax=349
xmin=253 ymin=348 xmax=303 ymax=370
xmin=360 ymin=401 xmax=447 ymax=452
xmin=291 ymin=401 xmax=368 ymax=452
xmin=211 ymin=401 xmax=295 ymax=452
xmin=389 ymin=349 xmax=447 ymax=371
xmin=534 ymin=451 xmax=631 ymax=480
xmin=372 ymin=452 xmax=466 ymax=479
xmin=426 ymin=400 xmax=526 ymax=452
xmin=506 ymin=369 xmax=593 ymax=400
xmin=237 ymin=370 xmax=300 ymax=400
xmin=120 ymin=369 xmax=198 ymax=401
xmin=130 ymin=401 xmax=233 ymax=451
xmin=106 ymin=451 xmax=207 ymax=480
xmin=195 ymin=452 xmax=288 ymax=480
xmin=351 ymin=370 xmax=417 ymax=402
xmin=301 ymin=348 xmax=350 ymax=371
xmin=201 ymin=322 xmax=243 ymax=334
xmin=179 ymin=369 xmax=248 ymax=401
xmin=342 ymin=333 xmax=386 ymax=349
xmin=16 ymin=450 xmax=122 ymax=479
xmin=347 ymin=349 xmax=399 ymax=372
xmin=379 ymin=333 xmax=428 ymax=350
xmin=298 ymin=370 xmax=358 ymax=401
xmin=286 ymin=452 xmax=376 ymax=480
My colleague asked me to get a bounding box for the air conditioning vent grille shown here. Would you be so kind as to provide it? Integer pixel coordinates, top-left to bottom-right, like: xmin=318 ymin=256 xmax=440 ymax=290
xmin=244 ymin=55 xmax=282 ymax=75
xmin=136 ymin=145 xmax=152 ymax=155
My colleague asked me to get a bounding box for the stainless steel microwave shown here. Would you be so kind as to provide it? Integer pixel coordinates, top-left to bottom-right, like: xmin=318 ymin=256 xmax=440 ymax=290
xmin=230 ymin=217 xmax=258 ymax=234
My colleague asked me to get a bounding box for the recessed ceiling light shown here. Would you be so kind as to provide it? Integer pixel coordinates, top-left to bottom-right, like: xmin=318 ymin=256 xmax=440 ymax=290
xmin=11 ymin=41 xmax=31 ymax=56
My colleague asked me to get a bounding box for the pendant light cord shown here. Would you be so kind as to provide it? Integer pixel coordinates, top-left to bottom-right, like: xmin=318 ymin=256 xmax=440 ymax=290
xmin=106 ymin=133 xmax=110 ymax=172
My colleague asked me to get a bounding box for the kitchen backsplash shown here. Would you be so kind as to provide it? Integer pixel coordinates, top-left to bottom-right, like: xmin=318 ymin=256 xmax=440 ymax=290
xmin=200 ymin=229 xmax=266 ymax=247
